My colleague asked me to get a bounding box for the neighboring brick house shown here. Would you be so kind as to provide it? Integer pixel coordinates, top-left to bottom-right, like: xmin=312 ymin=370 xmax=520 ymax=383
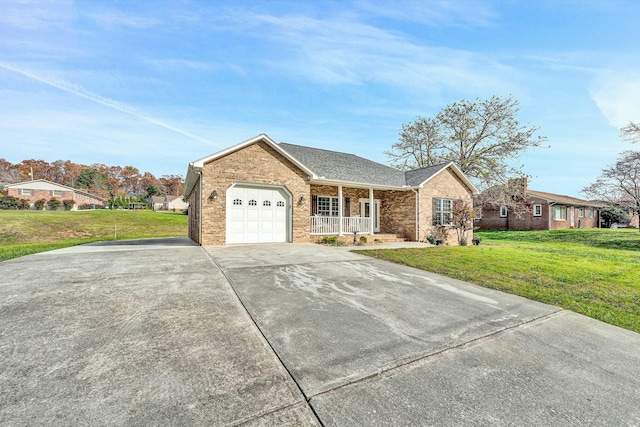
xmin=476 ymin=182 xmax=601 ymax=230
xmin=3 ymin=179 xmax=105 ymax=210
xmin=183 ymin=134 xmax=478 ymax=246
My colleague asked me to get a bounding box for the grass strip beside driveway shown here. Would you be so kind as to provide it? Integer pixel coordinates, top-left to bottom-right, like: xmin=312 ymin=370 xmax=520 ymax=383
xmin=0 ymin=210 xmax=187 ymax=261
xmin=355 ymin=229 xmax=640 ymax=334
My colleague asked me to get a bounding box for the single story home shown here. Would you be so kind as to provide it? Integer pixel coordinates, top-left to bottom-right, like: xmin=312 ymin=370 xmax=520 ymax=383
xmin=476 ymin=180 xmax=601 ymax=230
xmin=183 ymin=134 xmax=478 ymax=246
xmin=151 ymin=195 xmax=188 ymax=211
xmin=3 ymin=179 xmax=106 ymax=210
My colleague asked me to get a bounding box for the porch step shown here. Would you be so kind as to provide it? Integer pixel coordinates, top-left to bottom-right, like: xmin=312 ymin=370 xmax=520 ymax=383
xmin=370 ymin=233 xmax=408 ymax=243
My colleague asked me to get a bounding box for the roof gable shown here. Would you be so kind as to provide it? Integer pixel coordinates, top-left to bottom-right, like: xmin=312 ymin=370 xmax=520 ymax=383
xmin=405 ymin=162 xmax=479 ymax=194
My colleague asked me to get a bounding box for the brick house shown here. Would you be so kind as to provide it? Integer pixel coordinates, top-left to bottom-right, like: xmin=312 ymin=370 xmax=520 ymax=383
xmin=476 ymin=182 xmax=601 ymax=230
xmin=183 ymin=134 xmax=478 ymax=246
xmin=3 ymin=179 xmax=106 ymax=210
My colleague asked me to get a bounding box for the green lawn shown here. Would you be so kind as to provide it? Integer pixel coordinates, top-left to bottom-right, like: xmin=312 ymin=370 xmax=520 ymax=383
xmin=0 ymin=209 xmax=188 ymax=261
xmin=355 ymin=229 xmax=640 ymax=333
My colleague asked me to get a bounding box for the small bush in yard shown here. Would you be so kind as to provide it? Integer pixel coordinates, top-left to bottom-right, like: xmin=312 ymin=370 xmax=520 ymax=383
xmin=320 ymin=235 xmax=346 ymax=246
xmin=34 ymin=199 xmax=47 ymax=210
xmin=47 ymin=197 xmax=61 ymax=210
xmin=0 ymin=196 xmax=30 ymax=210
xmin=62 ymin=199 xmax=75 ymax=210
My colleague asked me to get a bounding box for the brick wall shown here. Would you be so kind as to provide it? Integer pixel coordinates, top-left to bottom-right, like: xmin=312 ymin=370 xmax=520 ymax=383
xmin=188 ymin=175 xmax=201 ymax=244
xmin=196 ymin=141 xmax=310 ymax=246
xmin=476 ymin=199 xmax=600 ymax=230
xmin=418 ymin=169 xmax=474 ymax=245
xmin=6 ymin=188 xmax=103 ymax=209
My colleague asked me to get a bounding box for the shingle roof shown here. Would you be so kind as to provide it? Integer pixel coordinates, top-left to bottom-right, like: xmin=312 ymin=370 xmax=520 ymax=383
xmin=279 ymin=143 xmax=407 ymax=187
xmin=527 ymin=190 xmax=602 ymax=207
xmin=404 ymin=163 xmax=452 ymax=187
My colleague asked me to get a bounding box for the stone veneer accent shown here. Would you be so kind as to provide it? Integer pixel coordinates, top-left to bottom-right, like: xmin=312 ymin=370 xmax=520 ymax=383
xmin=195 ymin=141 xmax=310 ymax=246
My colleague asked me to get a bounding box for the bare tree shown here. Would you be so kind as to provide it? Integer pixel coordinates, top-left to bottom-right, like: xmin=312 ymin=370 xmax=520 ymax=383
xmin=621 ymin=121 xmax=640 ymax=143
xmin=582 ymin=150 xmax=640 ymax=231
xmin=386 ymin=116 xmax=445 ymax=170
xmin=451 ymin=200 xmax=475 ymax=246
xmin=387 ymin=95 xmax=547 ymax=191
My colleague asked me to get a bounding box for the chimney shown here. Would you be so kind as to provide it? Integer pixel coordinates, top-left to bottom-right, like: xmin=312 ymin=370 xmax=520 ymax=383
xmin=508 ymin=177 xmax=527 ymax=196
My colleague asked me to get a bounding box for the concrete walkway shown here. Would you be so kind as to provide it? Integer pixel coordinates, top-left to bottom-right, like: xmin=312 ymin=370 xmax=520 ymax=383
xmin=1 ymin=239 xmax=639 ymax=426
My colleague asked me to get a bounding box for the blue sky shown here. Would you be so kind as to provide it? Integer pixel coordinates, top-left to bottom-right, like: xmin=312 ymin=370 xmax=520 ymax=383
xmin=1 ymin=0 xmax=639 ymax=196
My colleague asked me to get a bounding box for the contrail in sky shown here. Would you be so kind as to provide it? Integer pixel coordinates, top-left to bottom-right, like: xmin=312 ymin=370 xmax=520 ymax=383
xmin=0 ymin=62 xmax=219 ymax=147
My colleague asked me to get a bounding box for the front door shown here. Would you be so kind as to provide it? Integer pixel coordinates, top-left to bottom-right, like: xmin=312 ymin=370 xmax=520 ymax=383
xmin=569 ymin=207 xmax=575 ymax=227
xmin=359 ymin=199 xmax=380 ymax=232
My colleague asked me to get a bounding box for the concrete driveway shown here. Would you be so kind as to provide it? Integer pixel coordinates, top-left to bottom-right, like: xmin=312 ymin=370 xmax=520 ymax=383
xmin=1 ymin=240 xmax=639 ymax=426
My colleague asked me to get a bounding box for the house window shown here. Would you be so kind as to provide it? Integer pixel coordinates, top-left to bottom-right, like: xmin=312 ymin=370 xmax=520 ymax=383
xmin=20 ymin=189 xmax=33 ymax=196
xmin=317 ymin=196 xmax=339 ymax=216
xmin=434 ymin=198 xmax=453 ymax=226
xmin=578 ymin=208 xmax=584 ymax=217
xmin=52 ymin=190 xmax=64 ymax=197
xmin=553 ymin=206 xmax=566 ymax=220
xmin=533 ymin=204 xmax=542 ymax=217
xmin=500 ymin=206 xmax=508 ymax=217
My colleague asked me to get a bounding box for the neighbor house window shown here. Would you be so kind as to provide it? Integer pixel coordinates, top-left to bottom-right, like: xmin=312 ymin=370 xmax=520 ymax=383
xmin=553 ymin=206 xmax=567 ymax=220
xmin=52 ymin=190 xmax=64 ymax=197
xmin=434 ymin=198 xmax=454 ymax=225
xmin=317 ymin=196 xmax=339 ymax=216
xmin=589 ymin=209 xmax=594 ymax=218
xmin=578 ymin=208 xmax=584 ymax=217
xmin=500 ymin=206 xmax=508 ymax=217
xmin=533 ymin=204 xmax=542 ymax=217
xmin=20 ymin=189 xmax=33 ymax=196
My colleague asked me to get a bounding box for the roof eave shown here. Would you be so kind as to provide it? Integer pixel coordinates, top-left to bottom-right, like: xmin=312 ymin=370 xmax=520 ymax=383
xmin=309 ymin=177 xmax=408 ymax=191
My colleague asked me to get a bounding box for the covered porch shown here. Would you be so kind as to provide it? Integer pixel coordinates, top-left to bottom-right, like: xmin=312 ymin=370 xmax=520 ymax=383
xmin=308 ymin=184 xmax=416 ymax=239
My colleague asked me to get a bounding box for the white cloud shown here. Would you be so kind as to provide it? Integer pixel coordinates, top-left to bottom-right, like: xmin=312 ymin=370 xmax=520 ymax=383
xmin=590 ymin=70 xmax=640 ymax=128
xmin=0 ymin=0 xmax=76 ymax=30
xmin=244 ymin=13 xmax=513 ymax=94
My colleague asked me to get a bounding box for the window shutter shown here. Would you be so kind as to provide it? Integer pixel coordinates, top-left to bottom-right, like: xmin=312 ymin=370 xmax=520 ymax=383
xmin=344 ymin=197 xmax=350 ymax=217
xmin=311 ymin=195 xmax=318 ymax=215
xmin=433 ymin=198 xmax=439 ymax=225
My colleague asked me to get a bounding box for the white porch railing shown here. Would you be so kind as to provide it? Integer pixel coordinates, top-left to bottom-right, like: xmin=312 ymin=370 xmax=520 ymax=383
xmin=310 ymin=216 xmax=372 ymax=235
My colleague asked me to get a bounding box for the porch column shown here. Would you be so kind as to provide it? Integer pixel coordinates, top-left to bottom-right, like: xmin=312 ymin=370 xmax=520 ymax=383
xmin=338 ymin=185 xmax=343 ymax=236
xmin=369 ymin=187 xmax=374 ymax=235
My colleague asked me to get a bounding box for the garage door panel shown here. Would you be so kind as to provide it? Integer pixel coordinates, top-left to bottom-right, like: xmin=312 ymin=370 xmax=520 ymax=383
xmin=226 ymin=185 xmax=289 ymax=244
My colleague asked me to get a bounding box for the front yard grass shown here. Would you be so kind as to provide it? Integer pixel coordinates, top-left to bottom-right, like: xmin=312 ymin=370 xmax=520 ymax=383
xmin=355 ymin=229 xmax=640 ymax=333
xmin=0 ymin=209 xmax=188 ymax=261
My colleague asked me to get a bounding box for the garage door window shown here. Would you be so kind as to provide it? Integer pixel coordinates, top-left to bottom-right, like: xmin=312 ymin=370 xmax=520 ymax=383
xmin=263 ymin=200 xmax=271 ymax=207
xmin=233 ymin=199 xmax=242 ymax=205
xmin=248 ymin=199 xmax=257 ymax=206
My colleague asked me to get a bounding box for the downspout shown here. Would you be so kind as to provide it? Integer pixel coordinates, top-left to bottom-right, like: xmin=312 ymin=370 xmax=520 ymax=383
xmin=198 ymin=169 xmax=203 ymax=245
xmin=411 ymin=188 xmax=419 ymax=242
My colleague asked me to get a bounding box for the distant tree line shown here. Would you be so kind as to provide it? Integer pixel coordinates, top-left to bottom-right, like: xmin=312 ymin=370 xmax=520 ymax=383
xmin=0 ymin=158 xmax=184 ymax=201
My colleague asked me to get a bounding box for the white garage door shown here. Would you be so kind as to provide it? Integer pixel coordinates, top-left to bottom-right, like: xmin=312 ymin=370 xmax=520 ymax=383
xmin=226 ymin=185 xmax=289 ymax=244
